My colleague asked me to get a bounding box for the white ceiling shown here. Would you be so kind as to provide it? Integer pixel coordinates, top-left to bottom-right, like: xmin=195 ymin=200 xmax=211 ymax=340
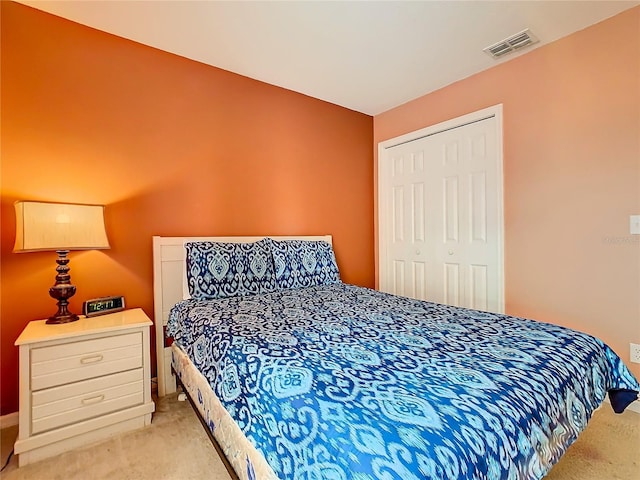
xmin=19 ymin=1 xmax=639 ymax=115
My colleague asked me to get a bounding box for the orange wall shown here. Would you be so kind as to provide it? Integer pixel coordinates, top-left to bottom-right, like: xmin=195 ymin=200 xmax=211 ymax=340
xmin=0 ymin=2 xmax=374 ymax=414
xmin=375 ymin=7 xmax=640 ymax=379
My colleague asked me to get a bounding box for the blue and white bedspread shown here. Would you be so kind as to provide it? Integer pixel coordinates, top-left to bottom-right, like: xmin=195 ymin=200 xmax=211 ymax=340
xmin=167 ymin=283 xmax=639 ymax=480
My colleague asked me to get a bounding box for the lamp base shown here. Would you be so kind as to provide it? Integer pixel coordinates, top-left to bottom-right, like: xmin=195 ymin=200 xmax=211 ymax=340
xmin=47 ymin=312 xmax=80 ymax=325
xmin=46 ymin=250 xmax=80 ymax=325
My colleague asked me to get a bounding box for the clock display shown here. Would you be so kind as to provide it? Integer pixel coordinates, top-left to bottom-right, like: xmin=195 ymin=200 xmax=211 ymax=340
xmin=83 ymin=296 xmax=125 ymax=317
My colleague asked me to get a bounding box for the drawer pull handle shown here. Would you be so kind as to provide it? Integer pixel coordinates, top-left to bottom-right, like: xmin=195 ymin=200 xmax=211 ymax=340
xmin=81 ymin=394 xmax=105 ymax=405
xmin=80 ymin=354 xmax=104 ymax=365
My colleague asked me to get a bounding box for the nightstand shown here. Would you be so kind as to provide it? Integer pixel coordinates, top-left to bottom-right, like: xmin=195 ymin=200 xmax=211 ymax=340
xmin=14 ymin=308 xmax=156 ymax=466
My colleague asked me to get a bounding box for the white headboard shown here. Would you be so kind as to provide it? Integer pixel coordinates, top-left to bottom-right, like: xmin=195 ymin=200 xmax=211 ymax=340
xmin=152 ymin=235 xmax=333 ymax=396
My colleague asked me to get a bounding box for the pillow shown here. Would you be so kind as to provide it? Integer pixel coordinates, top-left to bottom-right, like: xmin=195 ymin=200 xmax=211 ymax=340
xmin=185 ymin=239 xmax=277 ymax=299
xmin=269 ymin=239 xmax=340 ymax=290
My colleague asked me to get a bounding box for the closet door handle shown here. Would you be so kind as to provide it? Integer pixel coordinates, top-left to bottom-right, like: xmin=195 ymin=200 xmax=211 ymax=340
xmin=80 ymin=354 xmax=104 ymax=365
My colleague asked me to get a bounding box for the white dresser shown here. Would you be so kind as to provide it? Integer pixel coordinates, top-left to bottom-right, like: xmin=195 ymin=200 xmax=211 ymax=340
xmin=14 ymin=308 xmax=156 ymax=466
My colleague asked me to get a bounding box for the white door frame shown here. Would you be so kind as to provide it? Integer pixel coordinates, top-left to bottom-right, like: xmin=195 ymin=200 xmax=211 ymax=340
xmin=377 ymin=104 xmax=505 ymax=312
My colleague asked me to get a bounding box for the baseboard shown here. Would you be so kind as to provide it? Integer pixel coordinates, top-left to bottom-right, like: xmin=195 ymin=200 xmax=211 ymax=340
xmin=0 ymin=412 xmax=19 ymax=428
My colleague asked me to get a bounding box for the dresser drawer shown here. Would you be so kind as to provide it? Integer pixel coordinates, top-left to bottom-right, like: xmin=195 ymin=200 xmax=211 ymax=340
xmin=31 ymin=332 xmax=142 ymax=391
xmin=31 ymin=368 xmax=144 ymax=434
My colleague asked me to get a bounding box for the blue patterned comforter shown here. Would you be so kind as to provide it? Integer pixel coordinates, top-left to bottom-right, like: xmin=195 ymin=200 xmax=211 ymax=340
xmin=167 ymin=283 xmax=639 ymax=480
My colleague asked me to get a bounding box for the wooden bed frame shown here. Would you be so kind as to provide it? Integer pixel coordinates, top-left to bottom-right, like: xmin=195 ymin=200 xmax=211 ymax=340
xmin=152 ymin=235 xmax=333 ymax=397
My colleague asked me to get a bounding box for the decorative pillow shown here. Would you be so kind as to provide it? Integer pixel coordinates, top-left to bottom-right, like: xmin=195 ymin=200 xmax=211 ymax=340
xmin=185 ymin=239 xmax=277 ymax=299
xmin=269 ymin=239 xmax=340 ymax=290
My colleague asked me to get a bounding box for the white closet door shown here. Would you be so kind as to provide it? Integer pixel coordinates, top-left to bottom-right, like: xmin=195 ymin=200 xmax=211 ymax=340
xmin=384 ymin=146 xmax=431 ymax=301
xmin=380 ymin=114 xmax=503 ymax=313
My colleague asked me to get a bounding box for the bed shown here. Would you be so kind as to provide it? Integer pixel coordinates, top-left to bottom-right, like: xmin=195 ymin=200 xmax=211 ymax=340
xmin=152 ymin=235 xmax=639 ymax=480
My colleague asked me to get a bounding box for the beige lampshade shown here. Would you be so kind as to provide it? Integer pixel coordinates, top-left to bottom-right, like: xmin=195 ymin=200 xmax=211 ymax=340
xmin=14 ymin=201 xmax=110 ymax=252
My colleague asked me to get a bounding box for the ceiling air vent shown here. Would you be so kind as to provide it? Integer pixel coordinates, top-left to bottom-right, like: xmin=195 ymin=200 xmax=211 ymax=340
xmin=483 ymin=29 xmax=539 ymax=59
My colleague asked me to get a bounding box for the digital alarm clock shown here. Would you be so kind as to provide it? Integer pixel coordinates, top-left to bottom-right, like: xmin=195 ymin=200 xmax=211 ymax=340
xmin=82 ymin=296 xmax=126 ymax=317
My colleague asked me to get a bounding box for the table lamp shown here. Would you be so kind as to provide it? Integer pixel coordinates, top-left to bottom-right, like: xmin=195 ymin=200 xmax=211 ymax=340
xmin=13 ymin=201 xmax=110 ymax=324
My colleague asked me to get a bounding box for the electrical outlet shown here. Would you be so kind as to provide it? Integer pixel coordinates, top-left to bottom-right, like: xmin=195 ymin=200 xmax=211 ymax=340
xmin=631 ymin=343 xmax=640 ymax=364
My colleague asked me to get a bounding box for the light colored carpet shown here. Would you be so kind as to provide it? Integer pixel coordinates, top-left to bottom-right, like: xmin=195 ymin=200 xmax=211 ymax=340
xmin=544 ymin=405 xmax=639 ymax=480
xmin=0 ymin=394 xmax=231 ymax=480
xmin=1 ymin=395 xmax=638 ymax=479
